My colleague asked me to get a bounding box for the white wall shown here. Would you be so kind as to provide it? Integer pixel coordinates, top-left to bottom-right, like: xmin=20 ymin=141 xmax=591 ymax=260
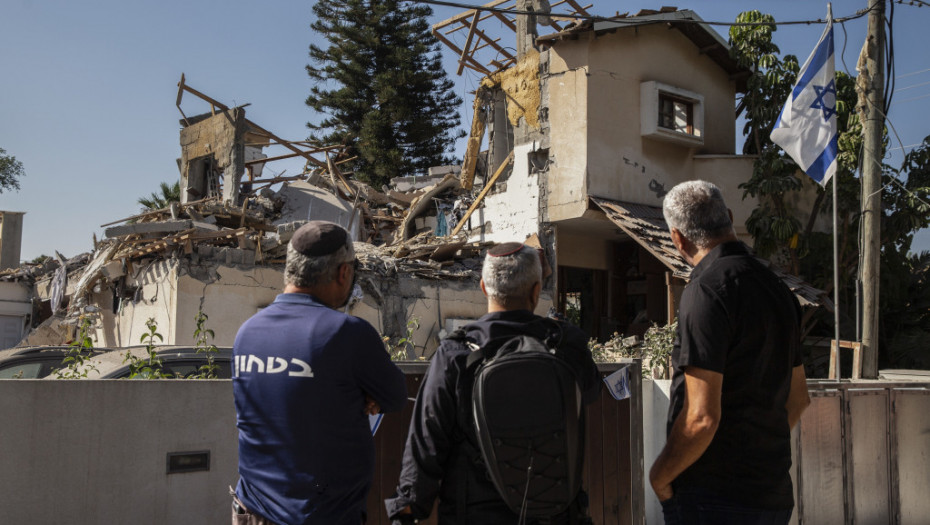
xmin=473 ymin=142 xmax=542 ymax=244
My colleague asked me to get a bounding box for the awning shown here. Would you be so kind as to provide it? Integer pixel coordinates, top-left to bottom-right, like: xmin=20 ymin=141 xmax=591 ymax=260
xmin=590 ymin=197 xmax=833 ymax=309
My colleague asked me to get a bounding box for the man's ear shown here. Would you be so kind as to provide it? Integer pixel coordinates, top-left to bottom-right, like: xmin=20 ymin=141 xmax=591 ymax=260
xmin=480 ymin=279 xmax=488 ymax=298
xmin=728 ymin=208 xmax=734 ymax=224
xmin=336 ymin=261 xmax=351 ymax=286
xmin=529 ymin=281 xmax=542 ymax=310
xmin=670 ymin=228 xmax=686 ymax=254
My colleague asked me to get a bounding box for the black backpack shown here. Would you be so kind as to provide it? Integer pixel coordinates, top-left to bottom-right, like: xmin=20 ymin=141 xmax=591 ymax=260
xmin=460 ymin=322 xmax=585 ymax=521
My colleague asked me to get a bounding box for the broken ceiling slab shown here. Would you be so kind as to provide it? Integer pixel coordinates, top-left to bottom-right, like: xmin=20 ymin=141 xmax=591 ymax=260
xmin=589 ymin=196 xmax=832 ymax=309
xmin=104 ymin=220 xmax=194 ymax=239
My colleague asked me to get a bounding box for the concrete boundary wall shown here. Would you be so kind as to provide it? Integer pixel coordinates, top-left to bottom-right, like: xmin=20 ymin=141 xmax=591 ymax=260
xmin=2 ymin=378 xmax=926 ymax=524
xmin=0 ymin=380 xmax=237 ymax=524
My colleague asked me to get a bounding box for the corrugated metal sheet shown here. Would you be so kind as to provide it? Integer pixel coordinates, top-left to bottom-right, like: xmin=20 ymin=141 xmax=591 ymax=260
xmin=590 ymin=196 xmax=833 ymax=309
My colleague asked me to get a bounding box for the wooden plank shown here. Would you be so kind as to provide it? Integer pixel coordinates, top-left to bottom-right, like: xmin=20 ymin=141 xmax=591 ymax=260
xmin=491 ymin=11 xmax=516 ymax=31
xmin=430 ymin=29 xmax=492 ymax=76
xmin=460 ymin=93 xmax=487 ymax=191
xmin=894 ymin=390 xmax=930 ymax=525
xmin=628 ymin=363 xmax=645 ymax=525
xmin=848 ymin=390 xmax=892 ymax=524
xmin=586 ymin=388 xmax=605 ymax=524
xmin=245 ymin=119 xmax=329 ymax=171
xmin=457 ymin=12 xmax=482 ymax=76
xmin=617 ymin=397 xmax=633 ymax=525
xmin=444 ymin=10 xmax=497 ymax=35
xmin=601 ymin=387 xmax=621 ymax=524
xmin=431 ymin=0 xmax=510 ymax=28
xmin=798 ymin=393 xmax=846 ymax=523
xmin=450 ymin=151 xmax=514 ymax=236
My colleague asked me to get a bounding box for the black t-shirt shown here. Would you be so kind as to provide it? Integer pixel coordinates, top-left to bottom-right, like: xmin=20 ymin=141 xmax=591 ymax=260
xmin=667 ymin=241 xmax=802 ymax=509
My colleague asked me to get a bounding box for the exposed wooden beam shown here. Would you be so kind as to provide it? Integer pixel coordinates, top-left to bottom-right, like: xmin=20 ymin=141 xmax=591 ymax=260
xmin=458 ymin=12 xmax=482 ymax=76
xmin=432 ymin=0 xmax=510 ymax=28
xmin=431 ymin=29 xmax=492 ymax=75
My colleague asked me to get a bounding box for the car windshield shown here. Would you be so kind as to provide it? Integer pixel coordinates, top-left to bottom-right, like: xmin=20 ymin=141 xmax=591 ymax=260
xmin=0 ymin=362 xmax=44 ymax=379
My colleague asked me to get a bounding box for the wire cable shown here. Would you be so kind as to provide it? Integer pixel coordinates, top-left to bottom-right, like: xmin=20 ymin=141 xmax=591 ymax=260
xmin=413 ymin=0 xmax=873 ymax=27
xmin=896 ymin=67 xmax=930 ymax=79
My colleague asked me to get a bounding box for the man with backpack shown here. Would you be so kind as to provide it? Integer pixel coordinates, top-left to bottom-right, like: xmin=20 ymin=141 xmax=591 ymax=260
xmin=385 ymin=242 xmax=601 ymax=524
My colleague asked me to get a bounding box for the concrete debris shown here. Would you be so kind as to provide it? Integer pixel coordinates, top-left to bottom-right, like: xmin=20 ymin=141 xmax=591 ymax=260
xmin=0 ymin=78 xmax=502 ymax=347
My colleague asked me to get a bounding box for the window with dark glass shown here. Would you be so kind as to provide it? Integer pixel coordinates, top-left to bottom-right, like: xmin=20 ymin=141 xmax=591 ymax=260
xmin=658 ymin=94 xmax=694 ymax=134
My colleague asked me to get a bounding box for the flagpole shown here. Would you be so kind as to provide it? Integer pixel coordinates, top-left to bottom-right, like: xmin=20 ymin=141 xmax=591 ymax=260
xmin=833 ymin=171 xmax=841 ymax=380
xmin=829 ymin=3 xmax=840 ymax=380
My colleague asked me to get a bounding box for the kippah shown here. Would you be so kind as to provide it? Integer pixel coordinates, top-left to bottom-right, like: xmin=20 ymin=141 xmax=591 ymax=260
xmin=290 ymin=221 xmax=349 ymax=256
xmin=487 ymin=242 xmax=524 ymax=257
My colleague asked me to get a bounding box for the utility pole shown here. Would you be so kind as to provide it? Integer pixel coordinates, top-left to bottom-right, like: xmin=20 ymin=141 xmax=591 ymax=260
xmin=858 ymin=0 xmax=885 ymax=378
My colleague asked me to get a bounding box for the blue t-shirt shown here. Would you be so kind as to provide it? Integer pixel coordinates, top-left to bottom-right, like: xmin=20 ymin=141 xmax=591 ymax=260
xmin=233 ymin=293 xmax=407 ymax=525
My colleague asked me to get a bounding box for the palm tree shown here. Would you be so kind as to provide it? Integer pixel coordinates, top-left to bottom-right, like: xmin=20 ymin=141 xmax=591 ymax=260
xmin=138 ymin=181 xmax=181 ymax=211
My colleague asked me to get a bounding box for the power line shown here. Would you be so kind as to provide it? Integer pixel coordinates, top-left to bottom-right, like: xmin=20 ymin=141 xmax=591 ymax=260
xmin=897 ymin=80 xmax=930 ymax=92
xmin=893 ymin=0 xmax=930 ymax=8
xmin=895 ymin=92 xmax=930 ymax=104
xmin=413 ymin=0 xmax=872 ymax=27
xmin=896 ymin=67 xmax=930 ymax=79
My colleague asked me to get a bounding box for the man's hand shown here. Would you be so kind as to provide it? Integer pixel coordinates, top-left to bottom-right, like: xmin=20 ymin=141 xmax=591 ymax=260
xmin=650 ymin=470 xmax=674 ymax=501
xmin=649 ymin=367 xmax=722 ymax=502
xmin=364 ymin=394 xmax=381 ymax=415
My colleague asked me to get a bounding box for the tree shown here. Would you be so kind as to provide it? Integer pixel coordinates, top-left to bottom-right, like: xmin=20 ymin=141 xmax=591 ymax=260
xmin=0 ymin=148 xmax=25 ymax=193
xmin=306 ymin=0 xmax=465 ymax=188
xmin=730 ymin=11 xmax=930 ymax=370
xmin=138 ymin=181 xmax=181 ymax=211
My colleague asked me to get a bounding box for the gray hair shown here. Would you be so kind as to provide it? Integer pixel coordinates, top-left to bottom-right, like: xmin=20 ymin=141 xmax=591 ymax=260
xmin=284 ymin=242 xmax=355 ymax=288
xmin=482 ymin=244 xmax=542 ymax=304
xmin=662 ymin=180 xmax=733 ymax=248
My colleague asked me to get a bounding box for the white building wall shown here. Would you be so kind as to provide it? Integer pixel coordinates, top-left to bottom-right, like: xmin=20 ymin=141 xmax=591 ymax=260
xmin=472 ymin=142 xmax=541 ymax=244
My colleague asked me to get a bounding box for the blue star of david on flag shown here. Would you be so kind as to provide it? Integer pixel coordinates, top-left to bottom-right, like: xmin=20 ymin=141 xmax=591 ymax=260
xmin=770 ymin=9 xmax=838 ymax=186
xmin=811 ymin=80 xmax=837 ymax=121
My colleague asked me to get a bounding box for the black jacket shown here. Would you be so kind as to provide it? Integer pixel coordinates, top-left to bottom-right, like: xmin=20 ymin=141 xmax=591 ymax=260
xmin=385 ymin=310 xmax=601 ymax=524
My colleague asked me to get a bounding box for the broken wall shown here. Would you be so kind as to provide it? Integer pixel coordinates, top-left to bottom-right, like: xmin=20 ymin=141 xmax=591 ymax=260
xmin=472 ymin=142 xmax=543 ymax=244
xmin=0 ymin=211 xmax=24 ymax=271
xmin=84 ymin=257 xmax=491 ymax=356
xmin=179 ymin=108 xmax=248 ymax=205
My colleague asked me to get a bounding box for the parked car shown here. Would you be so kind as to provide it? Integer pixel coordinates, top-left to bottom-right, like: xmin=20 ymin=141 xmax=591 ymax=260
xmin=0 ymin=346 xmax=105 ymax=379
xmin=91 ymin=346 xmax=233 ymax=379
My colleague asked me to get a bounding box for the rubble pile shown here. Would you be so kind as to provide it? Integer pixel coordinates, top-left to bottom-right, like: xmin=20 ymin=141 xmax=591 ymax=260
xmin=0 ymin=77 xmax=499 ymax=346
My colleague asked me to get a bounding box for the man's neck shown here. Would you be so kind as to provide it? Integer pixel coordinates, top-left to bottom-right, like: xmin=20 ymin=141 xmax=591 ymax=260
xmin=690 ymin=235 xmax=739 ymax=266
xmin=284 ymin=284 xmax=335 ymax=308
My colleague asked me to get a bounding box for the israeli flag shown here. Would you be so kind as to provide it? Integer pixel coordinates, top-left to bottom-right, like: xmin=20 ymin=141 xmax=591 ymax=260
xmin=770 ymin=8 xmax=838 ymax=186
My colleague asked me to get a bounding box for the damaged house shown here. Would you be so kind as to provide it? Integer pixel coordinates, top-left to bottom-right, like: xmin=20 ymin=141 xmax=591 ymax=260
xmin=3 ymin=78 xmax=497 ymax=356
xmin=435 ymin=5 xmax=830 ymax=340
xmin=0 ymin=6 xmax=829 ymax=357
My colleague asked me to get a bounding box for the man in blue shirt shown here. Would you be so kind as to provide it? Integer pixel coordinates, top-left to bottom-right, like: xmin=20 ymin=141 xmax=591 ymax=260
xmin=232 ymin=221 xmax=408 ymax=525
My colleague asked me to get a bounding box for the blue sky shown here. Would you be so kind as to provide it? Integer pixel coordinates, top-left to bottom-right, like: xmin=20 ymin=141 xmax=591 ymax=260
xmin=1 ymin=0 xmax=928 ymax=262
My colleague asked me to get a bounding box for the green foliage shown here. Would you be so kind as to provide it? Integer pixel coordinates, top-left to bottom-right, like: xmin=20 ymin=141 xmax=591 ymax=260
xmin=589 ymin=321 xmax=678 ymax=379
xmin=0 ymin=148 xmax=25 ymax=193
xmin=306 ymin=0 xmax=465 ymax=188
xmin=191 ymin=309 xmax=219 ymax=379
xmin=29 ymin=254 xmax=51 ymax=265
xmin=123 ymin=318 xmax=167 ymax=379
xmin=731 ymin=10 xmax=930 ymax=368
xmin=138 ymin=181 xmax=181 ymax=212
xmin=54 ymin=317 xmax=99 ymax=379
xmin=383 ymin=317 xmax=421 ymax=361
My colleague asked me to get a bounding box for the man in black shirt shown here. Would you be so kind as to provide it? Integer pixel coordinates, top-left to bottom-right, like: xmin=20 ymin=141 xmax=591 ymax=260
xmin=385 ymin=243 xmax=600 ymax=524
xmin=650 ymin=181 xmax=811 ymax=524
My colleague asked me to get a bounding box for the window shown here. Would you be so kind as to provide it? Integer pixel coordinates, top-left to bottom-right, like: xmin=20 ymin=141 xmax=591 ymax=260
xmin=640 ymin=81 xmax=704 ymax=146
xmin=658 ymin=94 xmax=693 ymax=134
